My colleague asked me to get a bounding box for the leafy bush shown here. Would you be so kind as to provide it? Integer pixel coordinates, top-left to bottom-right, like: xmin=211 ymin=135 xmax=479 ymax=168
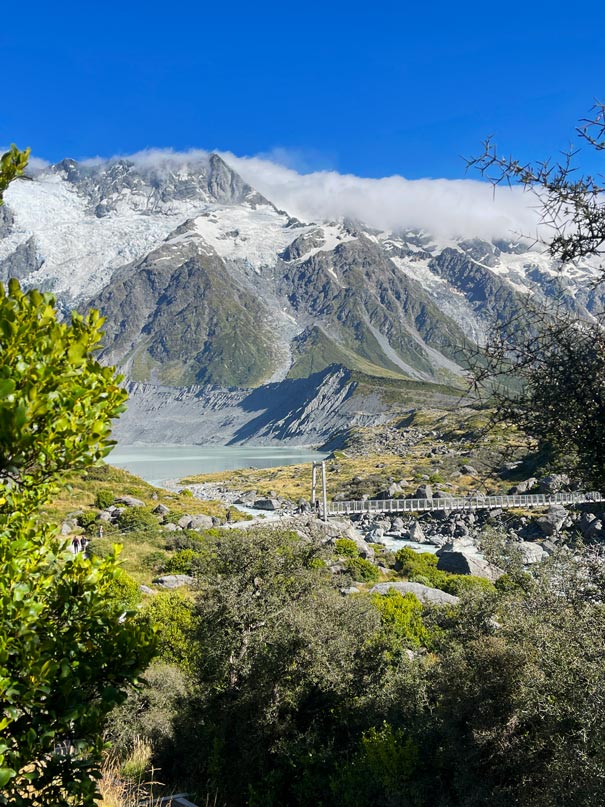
xmin=117 ymin=506 xmax=159 ymax=533
xmin=442 ymin=574 xmax=495 ymax=596
xmin=161 ymin=548 xmax=201 ymax=575
xmin=107 ymin=570 xmax=142 ymax=610
xmin=95 ymin=490 xmax=115 ymax=509
xmin=371 ymin=590 xmax=430 ymax=649
xmin=335 ymin=537 xmax=360 ymax=557
xmin=143 ymin=592 xmax=198 ymax=670
xmin=346 ymin=556 xmax=380 ymax=583
xmin=86 ymin=536 xmax=116 ymax=559
xmin=164 ymin=530 xmax=206 ymax=552
xmin=334 ymin=722 xmax=419 ymax=807
xmin=143 ymin=550 xmax=169 ymax=571
xmin=77 ymin=509 xmax=100 ymax=532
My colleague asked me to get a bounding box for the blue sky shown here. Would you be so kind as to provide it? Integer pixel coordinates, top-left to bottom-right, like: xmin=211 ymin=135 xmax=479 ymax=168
xmin=4 ymin=0 xmax=604 ymax=179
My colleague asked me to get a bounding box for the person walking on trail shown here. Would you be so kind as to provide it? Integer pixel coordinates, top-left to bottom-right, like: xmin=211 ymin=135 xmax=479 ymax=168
xmin=71 ymin=536 xmax=81 ymax=554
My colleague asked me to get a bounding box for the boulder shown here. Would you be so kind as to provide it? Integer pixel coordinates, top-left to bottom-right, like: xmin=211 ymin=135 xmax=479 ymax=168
xmin=585 ymin=519 xmax=604 ymax=541
xmin=97 ymin=510 xmax=113 ymax=523
xmin=437 ymin=550 xmax=504 ymax=581
xmin=370 ymin=581 xmax=459 ymax=606
xmin=391 ymin=517 xmax=405 ymax=534
xmin=408 ymin=520 xmax=426 ymax=543
xmin=365 ymin=528 xmax=384 ymax=544
xmin=518 ymin=541 xmax=547 ymax=564
xmin=413 ymin=484 xmax=433 ymax=500
xmin=253 ymin=498 xmax=281 ymax=511
xmin=510 ymin=478 xmax=537 ymax=495
xmin=460 ymin=464 xmax=478 ymax=475
xmin=163 ymin=522 xmax=178 ymax=532
xmin=152 ymin=575 xmax=195 ymax=589
xmin=340 ymin=586 xmax=361 ymax=595
xmin=188 ymin=514 xmax=214 ymax=530
xmin=115 ymin=495 xmax=146 ymax=508
xmin=153 ymin=503 xmax=170 ymax=516
xmin=536 ymin=505 xmax=568 ymax=536
xmin=177 ymin=515 xmax=193 ymax=529
xmin=538 ymin=474 xmax=570 ymax=494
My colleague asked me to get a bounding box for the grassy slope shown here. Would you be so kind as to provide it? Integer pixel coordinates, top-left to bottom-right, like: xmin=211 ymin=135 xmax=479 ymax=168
xmin=43 ymin=464 xmax=241 ymax=584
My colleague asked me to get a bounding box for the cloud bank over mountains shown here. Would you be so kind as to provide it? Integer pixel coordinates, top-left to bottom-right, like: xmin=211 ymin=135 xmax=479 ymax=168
xmin=33 ymin=146 xmax=543 ymax=242
xmin=220 ymin=150 xmax=542 ymax=242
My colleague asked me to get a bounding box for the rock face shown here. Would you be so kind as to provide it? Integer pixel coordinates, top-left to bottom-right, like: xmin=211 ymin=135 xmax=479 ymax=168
xmin=370 ymin=581 xmax=459 ymax=606
xmin=436 ymin=550 xmax=504 ymax=582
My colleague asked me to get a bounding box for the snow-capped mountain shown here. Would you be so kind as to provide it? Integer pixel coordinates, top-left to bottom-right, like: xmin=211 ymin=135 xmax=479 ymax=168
xmin=2 ymin=154 xmax=603 ymax=443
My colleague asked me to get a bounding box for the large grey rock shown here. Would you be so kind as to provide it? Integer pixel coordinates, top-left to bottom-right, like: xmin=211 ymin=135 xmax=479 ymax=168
xmin=437 ymin=550 xmax=504 ymax=581
xmin=518 ymin=541 xmax=547 ymax=564
xmin=153 ymin=575 xmax=195 ymax=589
xmin=253 ymin=498 xmax=281 ymax=511
xmin=538 ymin=474 xmax=570 ymax=494
xmin=391 ymin=517 xmax=405 ymax=534
xmin=370 ymin=581 xmax=459 ymax=606
xmin=536 ymin=505 xmax=568 ymax=536
xmin=153 ymin=503 xmax=171 ymax=516
xmin=177 ymin=515 xmax=193 ymax=529
xmin=511 ymin=478 xmax=537 ymax=495
xmin=115 ymin=495 xmax=146 ymax=508
xmin=408 ymin=521 xmax=426 ymax=543
xmin=413 ymin=484 xmax=433 ymax=500
xmin=188 ymin=514 xmax=214 ymax=530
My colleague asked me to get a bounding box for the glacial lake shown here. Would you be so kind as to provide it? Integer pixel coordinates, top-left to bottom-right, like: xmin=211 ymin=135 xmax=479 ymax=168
xmin=108 ymin=445 xmax=327 ymax=486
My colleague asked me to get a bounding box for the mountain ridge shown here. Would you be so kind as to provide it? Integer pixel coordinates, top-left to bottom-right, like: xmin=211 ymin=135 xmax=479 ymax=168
xmin=1 ymin=154 xmax=603 ymax=443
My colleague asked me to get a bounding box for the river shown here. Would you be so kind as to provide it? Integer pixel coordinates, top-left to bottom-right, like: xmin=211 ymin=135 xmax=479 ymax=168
xmin=108 ymin=445 xmax=327 ymax=486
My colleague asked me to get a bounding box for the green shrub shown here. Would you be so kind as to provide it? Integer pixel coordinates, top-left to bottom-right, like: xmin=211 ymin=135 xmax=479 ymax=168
xmin=143 ymin=592 xmax=198 ymax=669
xmin=165 ymin=530 xmax=206 ymax=552
xmin=335 ymin=538 xmax=359 ymax=558
xmin=94 ymin=489 xmax=115 ymax=509
xmin=143 ymin=550 xmax=169 ymax=571
xmin=331 ymin=723 xmax=419 ymax=807
xmin=117 ymin=506 xmax=160 ymax=533
xmin=77 ymin=510 xmax=99 ymax=532
xmin=107 ymin=570 xmax=142 ymax=610
xmin=442 ymin=574 xmax=495 ymax=596
xmin=86 ymin=536 xmax=116 ymax=559
xmin=371 ymin=590 xmax=430 ymax=648
xmin=161 ymin=548 xmax=201 ymax=575
xmin=395 ymin=548 xmax=446 ymax=588
xmin=346 ymin=557 xmax=380 ymax=583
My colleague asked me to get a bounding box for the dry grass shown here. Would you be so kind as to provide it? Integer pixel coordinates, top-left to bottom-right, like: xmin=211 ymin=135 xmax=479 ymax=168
xmin=181 ymin=410 xmax=531 ymax=503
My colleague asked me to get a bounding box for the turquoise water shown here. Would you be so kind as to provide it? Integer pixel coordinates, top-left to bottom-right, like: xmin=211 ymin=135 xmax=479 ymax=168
xmin=108 ymin=445 xmax=327 ymax=486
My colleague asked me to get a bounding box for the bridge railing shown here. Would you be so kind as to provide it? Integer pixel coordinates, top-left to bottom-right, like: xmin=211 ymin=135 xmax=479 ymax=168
xmin=326 ymin=491 xmax=604 ymax=516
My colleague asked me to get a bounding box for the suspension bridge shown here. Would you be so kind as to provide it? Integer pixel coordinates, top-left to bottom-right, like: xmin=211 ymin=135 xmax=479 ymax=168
xmin=325 ymin=490 xmax=605 ymax=517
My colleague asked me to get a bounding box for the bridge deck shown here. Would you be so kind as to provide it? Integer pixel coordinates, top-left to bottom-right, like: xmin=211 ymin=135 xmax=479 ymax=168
xmin=327 ymin=491 xmax=604 ymax=516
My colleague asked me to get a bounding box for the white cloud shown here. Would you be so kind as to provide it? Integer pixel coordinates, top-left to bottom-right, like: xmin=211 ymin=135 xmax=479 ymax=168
xmin=218 ymin=150 xmax=542 ymax=241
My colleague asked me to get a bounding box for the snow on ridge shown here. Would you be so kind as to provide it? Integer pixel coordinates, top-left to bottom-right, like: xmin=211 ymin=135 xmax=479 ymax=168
xmin=192 ymin=204 xmax=310 ymax=270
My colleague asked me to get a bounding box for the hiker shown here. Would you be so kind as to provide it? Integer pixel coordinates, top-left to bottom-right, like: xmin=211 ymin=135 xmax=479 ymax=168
xmin=71 ymin=536 xmax=81 ymax=554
